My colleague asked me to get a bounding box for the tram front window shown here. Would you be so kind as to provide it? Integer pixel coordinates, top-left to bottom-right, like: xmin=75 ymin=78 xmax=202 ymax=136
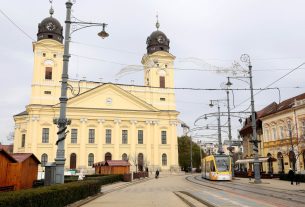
xmin=215 ymin=156 xmax=230 ymax=172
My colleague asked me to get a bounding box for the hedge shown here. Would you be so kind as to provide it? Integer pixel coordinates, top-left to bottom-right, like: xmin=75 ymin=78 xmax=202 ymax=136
xmin=0 ymin=174 xmax=123 ymax=207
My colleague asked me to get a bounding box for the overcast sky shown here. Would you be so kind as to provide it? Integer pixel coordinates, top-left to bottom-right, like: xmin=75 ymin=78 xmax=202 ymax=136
xmin=1 ymin=0 xmax=305 ymax=144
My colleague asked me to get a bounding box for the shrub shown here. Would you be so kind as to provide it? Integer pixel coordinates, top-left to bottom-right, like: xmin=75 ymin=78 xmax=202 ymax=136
xmin=0 ymin=175 xmax=123 ymax=207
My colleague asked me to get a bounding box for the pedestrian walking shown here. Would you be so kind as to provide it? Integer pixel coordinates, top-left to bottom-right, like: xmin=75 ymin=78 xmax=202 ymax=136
xmin=155 ymin=169 xmax=159 ymax=179
xmin=288 ymin=168 xmax=295 ymax=185
xmin=247 ymin=169 xmax=252 ymax=181
xmin=295 ymin=171 xmax=300 ymax=185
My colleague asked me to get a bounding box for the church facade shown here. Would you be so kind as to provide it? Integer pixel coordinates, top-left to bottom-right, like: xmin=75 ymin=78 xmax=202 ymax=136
xmin=13 ymin=10 xmax=180 ymax=173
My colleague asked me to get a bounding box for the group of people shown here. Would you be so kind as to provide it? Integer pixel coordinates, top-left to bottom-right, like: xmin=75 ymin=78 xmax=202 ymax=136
xmin=288 ymin=168 xmax=301 ymax=185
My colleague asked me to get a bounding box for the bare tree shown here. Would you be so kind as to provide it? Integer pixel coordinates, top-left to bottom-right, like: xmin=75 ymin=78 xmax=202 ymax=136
xmin=6 ymin=131 xmax=14 ymax=142
xmin=129 ymin=153 xmax=138 ymax=173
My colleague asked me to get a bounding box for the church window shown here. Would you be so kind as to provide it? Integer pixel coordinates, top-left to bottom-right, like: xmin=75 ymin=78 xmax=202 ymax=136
xmin=88 ymin=153 xmax=94 ymax=166
xmin=71 ymin=129 xmax=77 ymax=144
xmin=138 ymin=130 xmax=143 ymax=144
xmin=160 ymin=98 xmax=166 ymax=101
xmin=89 ymin=129 xmax=95 ymax=143
xmin=165 ymin=64 xmax=168 ymax=68
xmin=122 ymin=130 xmax=128 ymax=144
xmin=44 ymin=91 xmax=51 ymax=95
xmin=122 ymin=153 xmax=128 ymax=161
xmin=21 ymin=134 xmax=25 ymax=147
xmin=41 ymin=153 xmax=48 ymax=167
xmin=43 ymin=53 xmax=46 ymax=57
xmin=106 ymin=129 xmax=112 ymax=144
xmin=160 ymin=76 xmax=165 ymax=88
xmin=45 ymin=67 xmax=52 ymax=80
xmin=42 ymin=128 xmax=49 ymax=143
xmin=105 ymin=152 xmax=112 ymax=161
xmin=161 ymin=131 xmax=167 ymax=144
xmin=162 ymin=153 xmax=167 ymax=166
xmin=53 ymin=54 xmax=56 ymax=58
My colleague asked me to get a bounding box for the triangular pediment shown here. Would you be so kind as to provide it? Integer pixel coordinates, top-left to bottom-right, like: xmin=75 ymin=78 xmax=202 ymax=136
xmin=55 ymin=83 xmax=159 ymax=112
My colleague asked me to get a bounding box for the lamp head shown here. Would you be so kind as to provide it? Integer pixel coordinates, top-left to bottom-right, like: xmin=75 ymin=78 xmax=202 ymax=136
xmin=209 ymin=100 xmax=214 ymax=108
xmin=226 ymin=80 xmax=233 ymax=88
xmin=98 ymin=23 xmax=109 ymax=39
xmin=204 ymin=114 xmax=208 ymax=120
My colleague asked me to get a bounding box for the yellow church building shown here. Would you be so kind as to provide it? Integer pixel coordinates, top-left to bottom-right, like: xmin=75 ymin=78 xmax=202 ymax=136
xmin=13 ymin=9 xmax=180 ymax=173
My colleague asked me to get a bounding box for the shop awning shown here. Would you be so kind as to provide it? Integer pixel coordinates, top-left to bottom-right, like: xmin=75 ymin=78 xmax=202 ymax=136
xmin=235 ymin=157 xmax=277 ymax=164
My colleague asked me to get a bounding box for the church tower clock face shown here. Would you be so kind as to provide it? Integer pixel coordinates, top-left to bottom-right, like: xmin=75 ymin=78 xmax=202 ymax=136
xmin=46 ymin=22 xmax=56 ymax=31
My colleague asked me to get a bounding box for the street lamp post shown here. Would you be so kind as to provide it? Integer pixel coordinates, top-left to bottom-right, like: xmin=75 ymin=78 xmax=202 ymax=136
xmin=209 ymin=100 xmax=225 ymax=154
xmin=53 ymin=0 xmax=109 ymax=184
xmin=240 ymin=54 xmax=261 ymax=184
xmin=225 ymin=77 xmax=234 ymax=177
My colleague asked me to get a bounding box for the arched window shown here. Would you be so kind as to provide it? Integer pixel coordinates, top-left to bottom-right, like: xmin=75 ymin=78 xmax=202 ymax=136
xmin=88 ymin=153 xmax=94 ymax=166
xmin=277 ymin=152 xmax=284 ymax=173
xmin=70 ymin=153 xmax=77 ymax=169
xmin=41 ymin=153 xmax=48 ymax=167
xmin=105 ymin=152 xmax=112 ymax=161
xmin=45 ymin=67 xmax=52 ymax=80
xmin=122 ymin=153 xmax=128 ymax=161
xmin=159 ymin=76 xmax=165 ymax=88
xmin=162 ymin=153 xmax=167 ymax=166
xmin=267 ymin=153 xmax=273 ymax=173
xmin=138 ymin=153 xmax=144 ymax=171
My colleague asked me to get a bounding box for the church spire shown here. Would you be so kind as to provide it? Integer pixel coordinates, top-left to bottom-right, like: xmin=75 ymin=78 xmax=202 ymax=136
xmin=155 ymin=14 xmax=160 ymax=30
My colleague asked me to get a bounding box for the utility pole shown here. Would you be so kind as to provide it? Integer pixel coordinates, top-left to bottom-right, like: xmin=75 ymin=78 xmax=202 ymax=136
xmin=241 ymin=54 xmax=261 ymax=184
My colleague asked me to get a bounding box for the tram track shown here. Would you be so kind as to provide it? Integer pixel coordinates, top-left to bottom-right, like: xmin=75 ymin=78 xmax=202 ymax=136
xmin=185 ymin=175 xmax=305 ymax=206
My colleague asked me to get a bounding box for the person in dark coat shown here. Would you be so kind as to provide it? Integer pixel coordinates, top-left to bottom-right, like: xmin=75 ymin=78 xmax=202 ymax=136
xmin=155 ymin=169 xmax=159 ymax=178
xmin=295 ymin=171 xmax=300 ymax=185
xmin=288 ymin=168 xmax=295 ymax=185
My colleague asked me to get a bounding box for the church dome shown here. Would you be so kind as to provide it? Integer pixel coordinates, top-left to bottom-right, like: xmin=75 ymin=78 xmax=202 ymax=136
xmin=37 ymin=8 xmax=63 ymax=43
xmin=146 ymin=20 xmax=170 ymax=54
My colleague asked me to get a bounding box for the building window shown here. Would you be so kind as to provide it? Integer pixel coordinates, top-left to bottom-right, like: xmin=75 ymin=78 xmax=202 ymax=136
xmin=162 ymin=153 xmax=167 ymax=166
xmin=161 ymin=131 xmax=167 ymax=144
xmin=21 ymin=134 xmax=25 ymax=147
xmin=45 ymin=67 xmax=52 ymax=80
xmin=272 ymin=128 xmax=276 ymax=141
xmin=53 ymin=54 xmax=56 ymax=58
xmin=88 ymin=153 xmax=94 ymax=166
xmin=302 ymin=120 xmax=305 ymax=137
xmin=138 ymin=130 xmax=143 ymax=144
xmin=138 ymin=153 xmax=144 ymax=171
xmin=89 ymin=129 xmax=95 ymax=143
xmin=122 ymin=153 xmax=128 ymax=161
xmin=71 ymin=129 xmax=77 ymax=144
xmin=41 ymin=153 xmax=48 ymax=167
xmin=106 ymin=129 xmax=112 ymax=144
xmin=265 ymin=129 xmax=269 ymax=142
xmin=105 ymin=152 xmax=112 ymax=161
xmin=160 ymin=98 xmax=166 ymax=101
xmin=42 ymin=128 xmax=49 ymax=143
xmin=122 ymin=130 xmax=128 ymax=144
xmin=280 ymin=126 xmax=284 ymax=140
xmin=70 ymin=153 xmax=76 ymax=169
xmin=44 ymin=91 xmax=51 ymax=95
xmin=159 ymin=76 xmax=165 ymax=88
xmin=43 ymin=53 xmax=46 ymax=57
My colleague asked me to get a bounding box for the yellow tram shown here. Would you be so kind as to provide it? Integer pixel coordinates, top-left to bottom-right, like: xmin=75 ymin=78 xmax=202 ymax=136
xmin=201 ymin=155 xmax=232 ymax=181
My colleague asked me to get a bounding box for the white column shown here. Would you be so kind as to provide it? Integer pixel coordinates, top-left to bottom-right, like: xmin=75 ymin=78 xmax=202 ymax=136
xmin=153 ymin=120 xmax=159 ymax=168
xmin=130 ymin=120 xmax=137 ymax=159
xmin=145 ymin=121 xmax=152 ymax=169
xmin=114 ymin=119 xmax=121 ymax=160
xmin=97 ymin=118 xmax=105 ymax=163
xmin=79 ymin=117 xmax=87 ymax=168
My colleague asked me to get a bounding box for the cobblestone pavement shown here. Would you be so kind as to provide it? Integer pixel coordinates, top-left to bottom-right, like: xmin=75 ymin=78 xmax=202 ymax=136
xmin=82 ymin=174 xmax=305 ymax=207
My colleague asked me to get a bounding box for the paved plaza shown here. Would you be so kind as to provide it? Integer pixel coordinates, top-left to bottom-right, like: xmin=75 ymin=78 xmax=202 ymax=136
xmin=80 ymin=174 xmax=305 ymax=207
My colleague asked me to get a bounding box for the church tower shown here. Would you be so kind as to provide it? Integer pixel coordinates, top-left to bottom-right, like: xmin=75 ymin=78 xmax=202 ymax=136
xmin=30 ymin=6 xmax=64 ymax=105
xmin=142 ymin=18 xmax=175 ymax=89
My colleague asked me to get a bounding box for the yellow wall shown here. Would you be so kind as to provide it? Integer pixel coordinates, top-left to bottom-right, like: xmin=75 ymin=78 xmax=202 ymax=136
xmin=13 ymin=38 xmax=180 ymax=173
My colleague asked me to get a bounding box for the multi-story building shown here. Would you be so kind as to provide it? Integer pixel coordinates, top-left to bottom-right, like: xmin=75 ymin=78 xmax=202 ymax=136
xmin=260 ymin=93 xmax=305 ymax=173
xmin=13 ymin=8 xmax=180 ymax=173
